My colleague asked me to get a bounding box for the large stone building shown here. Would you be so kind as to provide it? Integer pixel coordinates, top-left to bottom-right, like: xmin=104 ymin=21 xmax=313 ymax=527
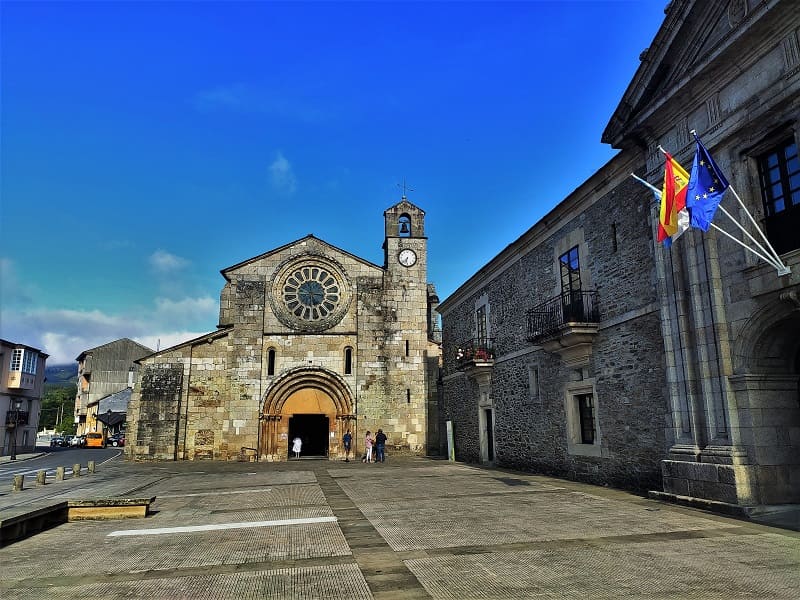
xmin=439 ymin=0 xmax=800 ymax=513
xmin=74 ymin=338 xmax=153 ymax=436
xmin=126 ymin=199 xmax=441 ymax=461
xmin=1 ymin=339 xmax=47 ymax=456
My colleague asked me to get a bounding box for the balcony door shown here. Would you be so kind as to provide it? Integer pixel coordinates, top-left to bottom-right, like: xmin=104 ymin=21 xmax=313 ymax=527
xmin=560 ymin=246 xmax=583 ymax=322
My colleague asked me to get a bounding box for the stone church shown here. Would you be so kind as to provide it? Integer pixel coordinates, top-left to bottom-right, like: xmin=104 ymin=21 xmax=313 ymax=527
xmin=126 ymin=199 xmax=441 ymax=461
xmin=439 ymin=0 xmax=800 ymax=513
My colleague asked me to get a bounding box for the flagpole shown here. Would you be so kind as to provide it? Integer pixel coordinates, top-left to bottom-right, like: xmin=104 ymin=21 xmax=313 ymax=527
xmin=630 ymin=173 xmax=661 ymax=197
xmin=727 ymin=185 xmax=788 ymax=269
xmin=714 ymin=203 xmax=786 ymax=271
xmin=708 ymin=222 xmax=786 ymax=271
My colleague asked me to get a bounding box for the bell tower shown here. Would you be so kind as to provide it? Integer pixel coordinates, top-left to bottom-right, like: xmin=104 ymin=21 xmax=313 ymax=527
xmin=380 ymin=197 xmax=430 ymax=453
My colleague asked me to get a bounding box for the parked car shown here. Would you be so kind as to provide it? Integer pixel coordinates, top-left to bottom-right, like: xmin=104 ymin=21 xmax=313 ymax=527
xmin=50 ymin=436 xmax=66 ymax=447
xmin=85 ymin=432 xmax=105 ymax=448
xmin=64 ymin=435 xmax=75 ymax=447
xmin=107 ymin=433 xmax=125 ymax=447
xmin=70 ymin=435 xmax=84 ymax=447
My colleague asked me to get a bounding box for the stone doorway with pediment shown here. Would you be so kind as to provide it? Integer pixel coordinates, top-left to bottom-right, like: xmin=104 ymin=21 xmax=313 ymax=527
xmin=259 ymin=366 xmax=355 ymax=461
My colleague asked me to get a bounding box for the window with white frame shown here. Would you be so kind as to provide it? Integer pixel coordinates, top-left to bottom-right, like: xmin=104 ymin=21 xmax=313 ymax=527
xmin=10 ymin=349 xmax=38 ymax=374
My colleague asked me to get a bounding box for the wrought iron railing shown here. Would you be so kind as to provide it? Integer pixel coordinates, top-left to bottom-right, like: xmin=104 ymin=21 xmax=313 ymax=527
xmin=4 ymin=410 xmax=29 ymax=427
xmin=455 ymin=338 xmax=495 ymax=368
xmin=526 ymin=290 xmax=599 ymax=343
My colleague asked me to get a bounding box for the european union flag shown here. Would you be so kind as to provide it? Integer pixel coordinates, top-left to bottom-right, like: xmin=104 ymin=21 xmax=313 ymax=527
xmin=686 ymin=134 xmax=730 ymax=231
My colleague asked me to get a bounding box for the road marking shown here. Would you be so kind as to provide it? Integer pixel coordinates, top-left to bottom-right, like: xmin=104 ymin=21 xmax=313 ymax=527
xmin=159 ymin=488 xmax=270 ymax=498
xmin=108 ymin=516 xmax=337 ymax=537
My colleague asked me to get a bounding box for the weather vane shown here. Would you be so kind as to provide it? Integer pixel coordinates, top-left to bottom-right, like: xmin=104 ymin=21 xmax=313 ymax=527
xmin=397 ymin=179 xmax=414 ymax=200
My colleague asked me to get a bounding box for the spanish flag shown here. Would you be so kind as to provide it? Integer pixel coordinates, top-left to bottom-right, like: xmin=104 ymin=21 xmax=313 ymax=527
xmin=658 ymin=152 xmax=690 ymax=246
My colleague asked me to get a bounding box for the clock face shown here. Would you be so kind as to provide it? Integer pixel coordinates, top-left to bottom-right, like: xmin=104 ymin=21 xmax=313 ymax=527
xmin=398 ymin=248 xmax=417 ymax=267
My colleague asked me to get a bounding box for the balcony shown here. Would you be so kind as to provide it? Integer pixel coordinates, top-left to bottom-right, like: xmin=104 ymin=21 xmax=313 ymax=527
xmin=5 ymin=410 xmax=29 ymax=427
xmin=6 ymin=371 xmax=35 ymax=390
xmin=455 ymin=338 xmax=495 ymax=386
xmin=526 ymin=291 xmax=600 ymax=367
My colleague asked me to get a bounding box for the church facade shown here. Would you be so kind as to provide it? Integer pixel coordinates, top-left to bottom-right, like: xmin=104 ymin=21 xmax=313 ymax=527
xmin=126 ymin=199 xmax=441 ymax=461
xmin=439 ymin=0 xmax=800 ymax=512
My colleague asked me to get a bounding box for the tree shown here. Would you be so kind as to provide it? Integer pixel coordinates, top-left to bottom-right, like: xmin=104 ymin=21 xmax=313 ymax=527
xmin=39 ymin=384 xmax=77 ymax=434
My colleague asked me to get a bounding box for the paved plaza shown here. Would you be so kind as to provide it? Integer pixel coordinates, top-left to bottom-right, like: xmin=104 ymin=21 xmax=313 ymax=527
xmin=1 ymin=456 xmax=799 ymax=599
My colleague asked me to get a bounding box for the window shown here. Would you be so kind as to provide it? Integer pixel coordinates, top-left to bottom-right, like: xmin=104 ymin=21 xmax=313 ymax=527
xmin=344 ymin=347 xmax=353 ymax=375
xmin=10 ymin=349 xmax=23 ymax=372
xmin=576 ymin=393 xmax=595 ymax=444
xmin=10 ymin=349 xmax=37 ymax=374
xmin=758 ymin=138 xmax=800 ymax=254
xmin=528 ymin=366 xmax=540 ymax=402
xmin=267 ymin=348 xmax=276 ymax=376
xmin=560 ymin=246 xmax=585 ymax=322
xmin=564 ymin=381 xmax=600 ymax=457
xmin=559 ymin=246 xmax=581 ymax=294
xmin=476 ymin=305 xmax=487 ymax=344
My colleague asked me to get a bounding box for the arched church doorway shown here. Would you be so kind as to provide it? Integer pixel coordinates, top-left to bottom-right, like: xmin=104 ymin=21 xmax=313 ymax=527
xmin=260 ymin=366 xmax=355 ymax=461
xmin=289 ymin=414 xmax=329 ymax=458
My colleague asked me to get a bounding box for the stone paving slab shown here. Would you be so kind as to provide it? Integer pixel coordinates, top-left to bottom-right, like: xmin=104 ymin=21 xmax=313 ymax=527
xmin=3 ymin=563 xmax=372 ymax=600
xmin=354 ymin=489 xmax=740 ymax=551
xmin=2 ymin=456 xmax=800 ymax=600
xmin=4 ymin=518 xmax=351 ymax=579
xmin=405 ymin=532 xmax=800 ymax=599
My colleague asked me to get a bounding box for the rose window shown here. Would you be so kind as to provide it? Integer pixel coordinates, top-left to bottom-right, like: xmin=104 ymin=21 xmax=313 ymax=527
xmin=283 ymin=267 xmax=341 ymax=322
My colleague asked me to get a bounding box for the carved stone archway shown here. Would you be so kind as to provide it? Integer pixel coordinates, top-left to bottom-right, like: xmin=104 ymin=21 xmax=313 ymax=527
xmin=259 ymin=366 xmax=355 ymax=461
xmin=729 ymin=292 xmax=800 ymax=504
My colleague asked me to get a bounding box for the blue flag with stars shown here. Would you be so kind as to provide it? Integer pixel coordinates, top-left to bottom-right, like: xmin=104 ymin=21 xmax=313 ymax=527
xmin=686 ymin=134 xmax=730 ymax=231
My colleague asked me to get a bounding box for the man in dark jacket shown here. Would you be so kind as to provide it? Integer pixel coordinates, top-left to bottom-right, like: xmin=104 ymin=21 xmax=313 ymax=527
xmin=375 ymin=429 xmax=387 ymax=463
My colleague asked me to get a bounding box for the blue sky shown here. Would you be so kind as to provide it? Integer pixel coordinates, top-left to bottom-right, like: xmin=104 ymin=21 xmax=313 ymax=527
xmin=1 ymin=1 xmax=665 ymax=365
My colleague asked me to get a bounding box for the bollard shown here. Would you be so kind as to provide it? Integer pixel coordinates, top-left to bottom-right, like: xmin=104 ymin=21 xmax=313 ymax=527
xmin=12 ymin=474 xmax=24 ymax=492
xmin=36 ymin=470 xmax=47 ymax=485
xmin=73 ymin=463 xmax=82 ymax=478
xmin=88 ymin=460 xmax=96 ymax=473
xmin=56 ymin=466 xmax=65 ymax=481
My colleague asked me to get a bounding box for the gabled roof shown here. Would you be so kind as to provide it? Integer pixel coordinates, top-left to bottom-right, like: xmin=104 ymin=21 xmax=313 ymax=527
xmin=220 ymin=234 xmax=383 ymax=281
xmin=602 ymin=0 xmax=779 ymax=149
xmin=135 ymin=327 xmax=231 ymax=363
xmin=75 ymin=338 xmax=154 ymax=362
xmin=384 ymin=198 xmax=425 ymax=216
xmin=88 ymin=387 xmax=132 ymax=413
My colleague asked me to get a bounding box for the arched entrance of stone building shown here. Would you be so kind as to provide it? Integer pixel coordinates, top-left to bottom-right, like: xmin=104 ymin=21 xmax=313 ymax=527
xmin=731 ymin=292 xmax=800 ymax=505
xmin=259 ymin=366 xmax=355 ymax=461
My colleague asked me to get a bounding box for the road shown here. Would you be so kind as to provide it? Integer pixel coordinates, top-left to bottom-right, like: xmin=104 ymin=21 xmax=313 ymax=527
xmin=0 ymin=446 xmax=123 ymax=484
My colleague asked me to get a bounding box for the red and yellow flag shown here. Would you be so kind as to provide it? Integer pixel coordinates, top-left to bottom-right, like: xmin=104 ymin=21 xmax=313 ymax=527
xmin=658 ymin=153 xmax=690 ymax=244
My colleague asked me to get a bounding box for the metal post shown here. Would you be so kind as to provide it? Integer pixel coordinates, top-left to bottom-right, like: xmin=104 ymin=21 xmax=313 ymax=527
xmin=9 ymin=399 xmax=22 ymax=460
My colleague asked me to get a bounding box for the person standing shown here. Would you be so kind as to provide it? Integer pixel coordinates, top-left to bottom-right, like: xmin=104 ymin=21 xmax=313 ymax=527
xmin=343 ymin=429 xmax=353 ymax=462
xmin=363 ymin=431 xmax=373 ymax=463
xmin=375 ymin=428 xmax=387 ymax=463
xmin=292 ymin=436 xmax=302 ymax=459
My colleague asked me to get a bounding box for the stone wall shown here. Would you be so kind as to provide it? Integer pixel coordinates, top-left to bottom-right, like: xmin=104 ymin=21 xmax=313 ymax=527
xmin=440 ymin=168 xmax=669 ymax=493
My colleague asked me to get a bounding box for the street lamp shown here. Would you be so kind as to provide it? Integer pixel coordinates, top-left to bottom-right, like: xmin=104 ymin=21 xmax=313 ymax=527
xmin=10 ymin=398 xmax=23 ymax=461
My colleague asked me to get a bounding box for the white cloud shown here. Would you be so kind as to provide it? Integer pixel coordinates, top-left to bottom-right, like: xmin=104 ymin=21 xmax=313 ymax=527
xmin=149 ymin=250 xmax=190 ymax=273
xmin=193 ymin=84 xmax=247 ymax=111
xmin=269 ymin=152 xmax=297 ymax=194
xmin=0 ymin=296 xmax=219 ymax=365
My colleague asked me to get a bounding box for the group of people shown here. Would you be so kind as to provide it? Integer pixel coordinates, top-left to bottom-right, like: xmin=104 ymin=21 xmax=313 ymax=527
xmin=292 ymin=428 xmax=388 ymax=462
xmin=341 ymin=428 xmax=387 ymax=463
